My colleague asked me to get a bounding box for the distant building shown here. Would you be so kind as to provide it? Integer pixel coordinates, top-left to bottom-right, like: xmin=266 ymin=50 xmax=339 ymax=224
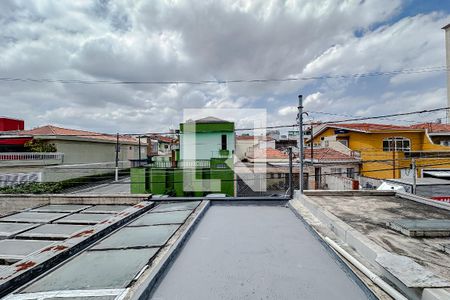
xmin=0 ymin=125 xmax=145 ymax=185
xmin=235 ymin=135 xmax=274 ymax=160
xmin=0 ymin=117 xmax=24 ymax=132
xmin=304 ymin=147 xmax=360 ymax=190
xmin=311 ymin=123 xmax=450 ymax=180
xmin=266 ymin=130 xmax=280 ymax=141
xmin=131 ymin=117 xmax=235 ymax=196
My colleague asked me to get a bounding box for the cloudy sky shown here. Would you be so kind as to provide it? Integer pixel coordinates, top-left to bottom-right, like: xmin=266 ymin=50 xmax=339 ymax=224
xmin=0 ymin=0 xmax=449 ymax=134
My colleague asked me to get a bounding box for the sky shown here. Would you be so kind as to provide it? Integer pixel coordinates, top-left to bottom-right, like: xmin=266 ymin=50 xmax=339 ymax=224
xmin=0 ymin=0 xmax=449 ymax=134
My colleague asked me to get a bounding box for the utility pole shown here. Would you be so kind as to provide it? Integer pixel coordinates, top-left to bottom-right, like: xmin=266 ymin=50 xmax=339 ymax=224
xmin=138 ymin=135 xmax=142 ymax=163
xmin=288 ymin=147 xmax=293 ymax=199
xmin=298 ymin=95 xmax=304 ymax=194
xmin=392 ymin=138 xmax=396 ymax=179
xmin=412 ymin=158 xmax=417 ymax=194
xmin=115 ymin=133 xmax=119 ymax=182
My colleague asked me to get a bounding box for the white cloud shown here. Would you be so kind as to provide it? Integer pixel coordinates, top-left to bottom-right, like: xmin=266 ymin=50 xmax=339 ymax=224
xmin=0 ymin=0 xmax=447 ymax=133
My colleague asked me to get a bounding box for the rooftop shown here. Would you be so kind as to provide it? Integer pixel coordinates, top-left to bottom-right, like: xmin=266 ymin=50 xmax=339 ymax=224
xmin=13 ymin=125 xmax=139 ymax=144
xmin=247 ymin=148 xmax=288 ymax=160
xmin=294 ymin=190 xmax=450 ymax=299
xmin=410 ymin=122 xmax=450 ymax=133
xmin=304 ymin=147 xmax=359 ymax=162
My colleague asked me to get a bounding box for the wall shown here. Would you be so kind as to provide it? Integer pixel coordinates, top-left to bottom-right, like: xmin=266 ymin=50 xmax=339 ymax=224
xmin=235 ymin=139 xmax=257 ymax=160
xmin=313 ymin=128 xmax=450 ymax=179
xmin=51 ymin=139 xmax=139 ymax=164
xmin=180 ymin=131 xmax=235 ymax=160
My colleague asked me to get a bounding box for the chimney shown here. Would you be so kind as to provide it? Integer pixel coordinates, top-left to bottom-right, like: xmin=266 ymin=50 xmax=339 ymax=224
xmin=443 ymin=24 xmax=450 ymax=123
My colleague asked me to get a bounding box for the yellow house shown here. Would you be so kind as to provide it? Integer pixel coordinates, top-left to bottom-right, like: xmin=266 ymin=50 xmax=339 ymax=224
xmin=311 ymin=123 xmax=450 ymax=179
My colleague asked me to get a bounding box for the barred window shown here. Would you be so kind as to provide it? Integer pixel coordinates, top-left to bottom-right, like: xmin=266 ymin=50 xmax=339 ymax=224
xmin=383 ymin=137 xmax=410 ymax=151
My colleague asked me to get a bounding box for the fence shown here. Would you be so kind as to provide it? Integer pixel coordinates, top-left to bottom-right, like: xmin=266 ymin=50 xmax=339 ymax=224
xmin=0 ymin=152 xmax=64 ymax=161
xmin=0 ymin=172 xmax=42 ymax=188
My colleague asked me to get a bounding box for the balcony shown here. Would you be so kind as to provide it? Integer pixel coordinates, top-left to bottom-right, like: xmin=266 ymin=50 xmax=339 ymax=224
xmin=149 ymin=159 xmax=211 ymax=169
xmin=0 ymin=152 xmax=64 ymax=167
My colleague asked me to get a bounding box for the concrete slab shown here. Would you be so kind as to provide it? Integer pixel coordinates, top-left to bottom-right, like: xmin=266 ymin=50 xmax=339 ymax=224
xmin=53 ymin=213 xmax=114 ymax=225
xmin=376 ymin=253 xmax=450 ymax=288
xmin=151 ymin=205 xmax=372 ymax=300
xmin=30 ymin=205 xmax=92 ymax=213
xmin=21 ymin=248 xmax=159 ymax=292
xmin=151 ymin=202 xmax=200 ymax=213
xmin=80 ymin=205 xmax=130 ymax=214
xmin=0 ymin=212 xmax=69 ymax=224
xmin=128 ymin=210 xmax=192 ymax=226
xmin=91 ymin=225 xmax=179 ymax=250
xmin=0 ymin=223 xmax=39 ymax=239
xmin=16 ymin=224 xmax=89 ymax=240
xmin=0 ymin=240 xmax=55 ymax=263
xmin=387 ymin=219 xmax=450 ymax=237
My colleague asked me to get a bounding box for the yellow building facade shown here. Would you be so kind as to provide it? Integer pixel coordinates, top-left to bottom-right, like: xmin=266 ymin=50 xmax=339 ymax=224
xmin=312 ymin=124 xmax=450 ymax=179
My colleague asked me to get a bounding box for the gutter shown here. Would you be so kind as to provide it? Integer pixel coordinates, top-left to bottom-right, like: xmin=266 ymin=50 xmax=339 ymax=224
xmin=324 ymin=237 xmax=408 ymax=300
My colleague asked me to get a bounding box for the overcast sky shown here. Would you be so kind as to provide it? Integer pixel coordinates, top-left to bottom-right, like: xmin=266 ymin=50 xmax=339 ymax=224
xmin=0 ymin=0 xmax=449 ymax=134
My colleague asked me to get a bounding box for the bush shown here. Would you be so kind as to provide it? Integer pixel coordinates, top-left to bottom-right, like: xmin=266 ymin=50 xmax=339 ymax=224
xmin=0 ymin=182 xmax=65 ymax=194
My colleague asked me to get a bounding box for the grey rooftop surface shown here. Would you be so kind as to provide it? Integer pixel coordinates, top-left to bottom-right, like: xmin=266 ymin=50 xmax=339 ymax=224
xmin=30 ymin=204 xmax=92 ymax=213
xmin=53 ymin=213 xmax=115 ymax=225
xmin=1 ymin=198 xmax=382 ymax=300
xmin=0 ymin=240 xmax=55 ymax=263
xmin=0 ymin=212 xmax=70 ymax=223
xmin=151 ymin=205 xmax=371 ymax=300
xmin=0 ymin=223 xmax=39 ymax=239
xmin=22 ymin=248 xmax=159 ymax=292
xmin=301 ymin=192 xmax=450 ymax=291
xmin=16 ymin=224 xmax=89 ymax=240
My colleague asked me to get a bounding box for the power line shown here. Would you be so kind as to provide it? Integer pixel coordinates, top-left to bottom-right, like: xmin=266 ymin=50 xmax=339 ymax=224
xmin=0 ymin=66 xmax=447 ymax=85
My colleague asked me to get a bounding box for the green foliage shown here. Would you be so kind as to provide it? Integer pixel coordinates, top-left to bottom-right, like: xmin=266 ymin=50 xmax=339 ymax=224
xmin=0 ymin=182 xmax=64 ymax=194
xmin=24 ymin=139 xmax=57 ymax=152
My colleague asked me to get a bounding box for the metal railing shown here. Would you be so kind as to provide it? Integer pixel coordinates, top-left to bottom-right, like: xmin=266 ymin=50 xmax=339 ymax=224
xmin=0 ymin=152 xmax=64 ymax=161
xmin=149 ymin=159 xmax=211 ymax=168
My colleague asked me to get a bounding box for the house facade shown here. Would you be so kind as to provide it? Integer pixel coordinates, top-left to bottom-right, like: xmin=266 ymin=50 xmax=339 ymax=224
xmin=131 ymin=117 xmax=235 ymax=196
xmin=311 ymin=123 xmax=450 ymax=180
xmin=0 ymin=125 xmax=145 ymax=185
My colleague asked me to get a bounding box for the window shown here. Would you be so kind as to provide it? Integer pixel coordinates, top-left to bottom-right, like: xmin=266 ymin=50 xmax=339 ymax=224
xmin=346 ymin=168 xmax=355 ymax=179
xmin=383 ymin=137 xmax=410 ymax=152
xmin=330 ymin=168 xmax=342 ymax=175
xmin=221 ymin=134 xmax=227 ymax=150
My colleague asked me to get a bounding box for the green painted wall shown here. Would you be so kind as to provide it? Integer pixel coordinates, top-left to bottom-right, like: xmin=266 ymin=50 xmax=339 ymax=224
xmin=130 ymin=168 xmax=146 ymax=194
xmin=150 ymin=168 xmax=166 ymax=195
xmin=180 ymin=131 xmax=235 ymax=160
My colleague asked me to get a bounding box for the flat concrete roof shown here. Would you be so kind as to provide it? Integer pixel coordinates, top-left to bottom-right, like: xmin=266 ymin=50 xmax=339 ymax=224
xmin=302 ymin=192 xmax=450 ymax=288
xmin=386 ymin=177 xmax=450 ymax=186
xmin=150 ymin=205 xmax=372 ymax=300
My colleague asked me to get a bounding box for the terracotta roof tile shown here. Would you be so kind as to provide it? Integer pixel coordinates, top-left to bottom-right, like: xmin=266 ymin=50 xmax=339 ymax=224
xmin=18 ymin=125 xmax=138 ymax=144
xmin=329 ymin=123 xmax=412 ymax=132
xmin=248 ymin=148 xmax=288 ymax=159
xmin=304 ymin=147 xmax=358 ymax=162
xmin=410 ymin=123 xmax=450 ymax=133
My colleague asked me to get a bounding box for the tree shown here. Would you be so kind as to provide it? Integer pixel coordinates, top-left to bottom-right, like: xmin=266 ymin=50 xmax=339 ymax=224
xmin=24 ymin=139 xmax=57 ymax=152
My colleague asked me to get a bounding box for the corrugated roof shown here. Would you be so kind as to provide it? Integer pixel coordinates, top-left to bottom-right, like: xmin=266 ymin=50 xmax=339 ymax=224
xmin=17 ymin=125 xmax=138 ymax=144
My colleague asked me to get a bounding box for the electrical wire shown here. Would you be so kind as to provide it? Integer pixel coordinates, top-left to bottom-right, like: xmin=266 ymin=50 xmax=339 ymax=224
xmin=0 ymin=66 xmax=447 ymax=86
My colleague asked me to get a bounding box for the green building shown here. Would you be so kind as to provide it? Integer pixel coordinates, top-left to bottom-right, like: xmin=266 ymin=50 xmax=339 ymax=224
xmin=131 ymin=117 xmax=235 ymax=196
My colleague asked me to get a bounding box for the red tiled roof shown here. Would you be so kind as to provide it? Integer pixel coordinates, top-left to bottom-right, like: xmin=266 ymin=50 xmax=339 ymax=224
xmin=329 ymin=123 xmax=412 ymax=132
xmin=150 ymin=134 xmax=177 ymax=143
xmin=248 ymin=148 xmax=288 ymax=159
xmin=304 ymin=147 xmax=358 ymax=162
xmin=18 ymin=125 xmax=138 ymax=144
xmin=236 ymin=135 xmax=273 ymax=141
xmin=410 ymin=123 xmax=450 ymax=133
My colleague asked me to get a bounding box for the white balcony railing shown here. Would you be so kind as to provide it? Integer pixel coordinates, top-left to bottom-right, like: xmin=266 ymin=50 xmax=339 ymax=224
xmin=0 ymin=152 xmax=64 ymax=161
